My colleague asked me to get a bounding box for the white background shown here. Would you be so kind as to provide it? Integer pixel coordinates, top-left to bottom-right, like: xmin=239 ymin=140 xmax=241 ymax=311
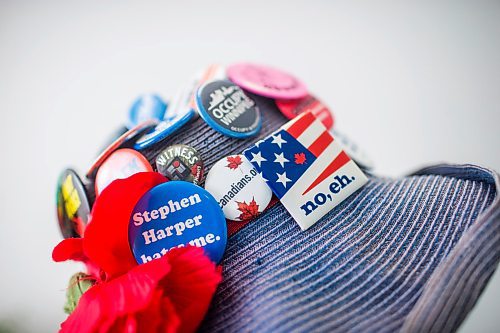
xmin=0 ymin=1 xmax=499 ymax=332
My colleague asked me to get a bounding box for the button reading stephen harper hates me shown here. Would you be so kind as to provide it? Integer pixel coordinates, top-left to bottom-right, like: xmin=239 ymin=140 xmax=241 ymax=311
xmin=129 ymin=181 xmax=227 ymax=264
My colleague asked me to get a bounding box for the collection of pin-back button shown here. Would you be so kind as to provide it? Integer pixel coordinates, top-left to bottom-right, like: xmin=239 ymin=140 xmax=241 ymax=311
xmin=55 ymin=62 xmax=373 ymax=263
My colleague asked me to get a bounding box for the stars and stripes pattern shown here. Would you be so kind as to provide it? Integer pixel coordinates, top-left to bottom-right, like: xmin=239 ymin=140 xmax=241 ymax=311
xmin=244 ymin=112 xmax=352 ymax=200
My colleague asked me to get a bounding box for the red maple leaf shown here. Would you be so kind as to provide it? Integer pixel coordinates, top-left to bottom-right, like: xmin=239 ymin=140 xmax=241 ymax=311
xmin=191 ymin=164 xmax=200 ymax=176
xmin=226 ymin=155 xmax=243 ymax=170
xmin=294 ymin=152 xmax=307 ymax=165
xmin=236 ymin=197 xmax=260 ymax=221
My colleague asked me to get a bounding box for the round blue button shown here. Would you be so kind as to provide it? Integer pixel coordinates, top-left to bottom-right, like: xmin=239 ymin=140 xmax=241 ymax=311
xmin=128 ymin=181 xmax=227 ymax=264
xmin=195 ymin=80 xmax=262 ymax=138
xmin=133 ymin=108 xmax=195 ymax=150
xmin=127 ymin=94 xmax=167 ymax=129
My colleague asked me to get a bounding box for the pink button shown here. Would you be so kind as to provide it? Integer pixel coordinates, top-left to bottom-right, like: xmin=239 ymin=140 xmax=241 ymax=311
xmin=275 ymin=95 xmax=334 ymax=129
xmin=227 ymin=63 xmax=308 ymax=99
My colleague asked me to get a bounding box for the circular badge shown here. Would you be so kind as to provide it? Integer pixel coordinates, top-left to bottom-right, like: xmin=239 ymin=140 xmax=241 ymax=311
xmin=227 ymin=63 xmax=308 ymax=99
xmin=129 ymin=181 xmax=227 ymax=264
xmin=127 ymin=94 xmax=167 ymax=129
xmin=275 ymin=95 xmax=334 ymax=129
xmin=86 ymin=120 xmax=158 ymax=178
xmin=330 ymin=129 xmax=375 ymax=170
xmin=155 ymin=145 xmax=204 ymax=185
xmin=56 ymin=169 xmax=91 ymax=238
xmin=196 ymin=80 xmax=262 ymax=138
xmin=133 ymin=108 xmax=195 ymax=150
xmin=95 ymin=148 xmax=153 ymax=196
xmin=205 ymin=155 xmax=272 ymax=221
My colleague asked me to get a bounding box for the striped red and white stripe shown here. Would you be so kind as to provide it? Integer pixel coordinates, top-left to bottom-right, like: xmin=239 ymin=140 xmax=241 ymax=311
xmin=284 ymin=112 xmax=352 ymax=195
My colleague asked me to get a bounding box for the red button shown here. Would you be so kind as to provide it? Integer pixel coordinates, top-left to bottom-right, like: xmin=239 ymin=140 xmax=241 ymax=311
xmin=275 ymin=95 xmax=334 ymax=129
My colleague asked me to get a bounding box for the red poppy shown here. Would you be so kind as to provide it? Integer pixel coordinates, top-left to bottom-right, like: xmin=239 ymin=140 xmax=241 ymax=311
xmin=52 ymin=172 xmax=222 ymax=333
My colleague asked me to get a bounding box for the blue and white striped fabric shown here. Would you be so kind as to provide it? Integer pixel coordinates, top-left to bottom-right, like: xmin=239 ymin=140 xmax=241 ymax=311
xmin=137 ymin=95 xmax=499 ymax=332
xmin=199 ymin=164 xmax=498 ymax=332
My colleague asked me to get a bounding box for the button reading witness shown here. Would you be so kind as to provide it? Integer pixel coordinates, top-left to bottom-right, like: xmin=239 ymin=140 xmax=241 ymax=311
xmin=155 ymin=144 xmax=204 ymax=185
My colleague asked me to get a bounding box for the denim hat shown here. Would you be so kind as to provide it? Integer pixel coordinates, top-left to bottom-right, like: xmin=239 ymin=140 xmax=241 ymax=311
xmin=126 ymin=94 xmax=499 ymax=333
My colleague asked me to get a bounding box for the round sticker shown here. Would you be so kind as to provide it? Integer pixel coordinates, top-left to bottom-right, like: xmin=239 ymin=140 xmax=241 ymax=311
xmin=227 ymin=63 xmax=308 ymax=99
xmin=129 ymin=181 xmax=227 ymax=264
xmin=196 ymin=80 xmax=262 ymax=138
xmin=56 ymin=169 xmax=91 ymax=238
xmin=95 ymin=148 xmax=153 ymax=196
xmin=330 ymin=129 xmax=374 ymax=170
xmin=133 ymin=108 xmax=195 ymax=150
xmin=127 ymin=94 xmax=167 ymax=129
xmin=86 ymin=120 xmax=158 ymax=178
xmin=205 ymin=155 xmax=272 ymax=221
xmin=155 ymin=145 xmax=204 ymax=185
xmin=275 ymin=95 xmax=334 ymax=129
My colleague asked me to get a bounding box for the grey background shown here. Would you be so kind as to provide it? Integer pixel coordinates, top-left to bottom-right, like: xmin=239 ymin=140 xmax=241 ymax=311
xmin=0 ymin=1 xmax=499 ymax=332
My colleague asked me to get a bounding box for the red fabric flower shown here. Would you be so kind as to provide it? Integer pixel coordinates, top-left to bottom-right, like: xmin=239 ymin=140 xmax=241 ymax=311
xmin=52 ymin=172 xmax=222 ymax=333
xmin=53 ymin=172 xmax=167 ymax=279
xmin=61 ymin=247 xmax=220 ymax=333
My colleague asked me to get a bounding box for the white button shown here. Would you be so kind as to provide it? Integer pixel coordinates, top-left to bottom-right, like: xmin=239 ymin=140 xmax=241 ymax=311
xmin=205 ymin=154 xmax=272 ymax=221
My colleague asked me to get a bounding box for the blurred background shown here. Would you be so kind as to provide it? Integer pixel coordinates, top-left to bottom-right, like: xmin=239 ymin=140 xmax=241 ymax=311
xmin=0 ymin=1 xmax=499 ymax=332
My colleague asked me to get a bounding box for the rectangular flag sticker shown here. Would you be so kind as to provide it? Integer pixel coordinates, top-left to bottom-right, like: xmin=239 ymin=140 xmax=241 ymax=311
xmin=243 ymin=112 xmax=368 ymax=230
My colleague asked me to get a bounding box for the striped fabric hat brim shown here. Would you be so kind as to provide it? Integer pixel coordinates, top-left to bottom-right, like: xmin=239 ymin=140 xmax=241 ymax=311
xmin=199 ymin=164 xmax=498 ymax=333
xmin=123 ymin=94 xmax=499 ymax=333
